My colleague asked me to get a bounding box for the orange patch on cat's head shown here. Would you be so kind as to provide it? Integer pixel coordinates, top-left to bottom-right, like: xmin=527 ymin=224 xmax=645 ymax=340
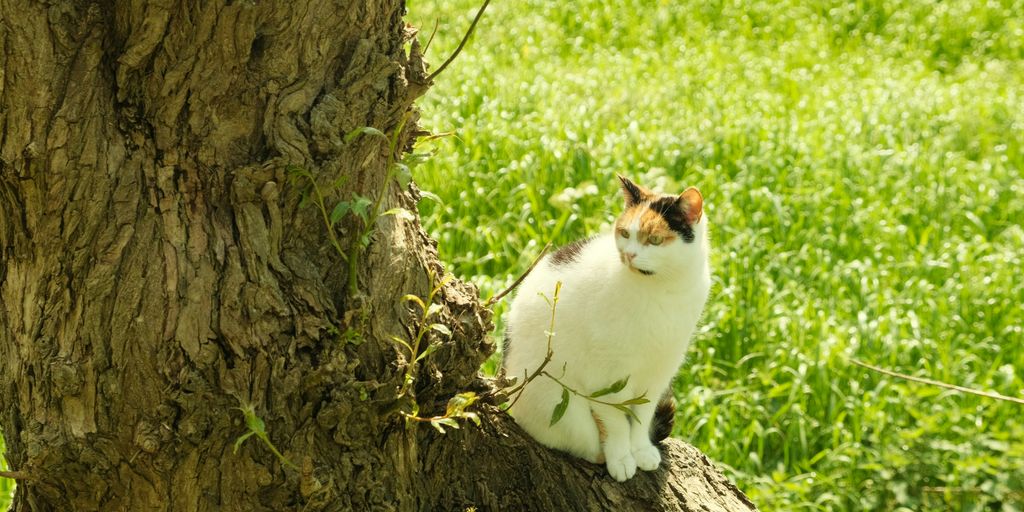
xmin=615 ymin=205 xmax=679 ymax=245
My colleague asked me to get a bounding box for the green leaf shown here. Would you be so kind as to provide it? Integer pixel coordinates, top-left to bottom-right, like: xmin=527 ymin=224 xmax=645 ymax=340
xmin=550 ymin=388 xmax=570 ymax=426
xmin=615 ymin=404 xmax=641 ymax=423
xmin=430 ymin=323 xmax=452 ymax=337
xmin=419 ymin=190 xmax=443 ymax=204
xmin=404 ymin=152 xmax=432 ymax=167
xmin=395 ymin=163 xmax=412 ymax=188
xmin=414 ymin=343 xmax=438 ymax=363
xmin=414 ymin=131 xmax=454 ymax=145
xmin=620 ymin=396 xmax=650 ymax=406
xmin=233 ymin=431 xmax=254 ymax=454
xmin=445 ymin=391 xmax=480 ymax=417
xmin=382 ymin=207 xmax=415 ymax=221
xmin=285 ymin=164 xmax=313 ymax=180
xmin=350 ymin=195 xmax=373 ymax=221
xmin=431 ymin=274 xmax=453 ymax=296
xmin=240 ymin=407 xmax=266 ymax=435
xmin=591 ymin=376 xmax=630 ymax=398
xmin=330 ymin=201 xmax=351 ymax=225
xmin=426 ymin=303 xmax=443 ymax=319
xmin=402 ymin=294 xmax=426 ymax=311
xmin=390 ymin=335 xmax=414 ymax=356
xmin=430 ymin=417 xmax=460 ymax=433
xmin=344 ymin=126 xmax=387 ymax=143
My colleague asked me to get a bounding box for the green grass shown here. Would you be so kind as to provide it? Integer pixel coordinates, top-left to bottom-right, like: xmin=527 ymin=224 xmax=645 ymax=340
xmin=1 ymin=432 xmax=12 ymax=509
xmin=407 ymin=0 xmax=1024 ymax=509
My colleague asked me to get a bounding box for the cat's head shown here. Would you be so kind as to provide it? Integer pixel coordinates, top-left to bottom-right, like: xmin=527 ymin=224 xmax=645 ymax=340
xmin=613 ymin=175 xmax=706 ymax=277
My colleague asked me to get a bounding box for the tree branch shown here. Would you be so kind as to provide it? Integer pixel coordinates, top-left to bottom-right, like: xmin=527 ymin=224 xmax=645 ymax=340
xmin=485 ymin=242 xmax=550 ymax=307
xmin=850 ymin=358 xmax=1024 ymax=405
xmin=426 ymin=0 xmax=491 ymax=83
xmin=418 ymin=410 xmax=758 ymax=511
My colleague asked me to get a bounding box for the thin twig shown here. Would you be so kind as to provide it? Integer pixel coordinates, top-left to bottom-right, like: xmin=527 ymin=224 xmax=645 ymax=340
xmin=540 ymin=370 xmax=646 ymax=422
xmin=426 ymin=0 xmax=492 ymax=82
xmin=307 ymin=176 xmax=348 ymax=262
xmin=485 ymin=242 xmax=552 ymax=307
xmin=922 ymin=486 xmax=1024 ymax=499
xmin=501 ymin=281 xmax=561 ymax=409
xmin=0 ymin=470 xmax=32 ymax=480
xmin=423 ymin=18 xmax=440 ymax=55
xmin=850 ymin=359 xmax=1024 ymax=405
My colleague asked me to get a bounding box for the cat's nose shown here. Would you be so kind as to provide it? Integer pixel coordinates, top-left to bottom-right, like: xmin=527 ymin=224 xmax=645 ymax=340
xmin=624 ymin=252 xmax=636 ymax=262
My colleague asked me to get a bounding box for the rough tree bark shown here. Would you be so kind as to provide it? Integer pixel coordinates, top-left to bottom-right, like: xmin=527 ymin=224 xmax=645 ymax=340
xmin=0 ymin=1 xmax=756 ymax=511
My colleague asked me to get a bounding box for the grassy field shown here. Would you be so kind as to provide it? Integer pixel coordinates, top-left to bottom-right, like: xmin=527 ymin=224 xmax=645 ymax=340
xmin=407 ymin=0 xmax=1024 ymax=510
xmin=0 ymin=432 xmax=10 ymax=509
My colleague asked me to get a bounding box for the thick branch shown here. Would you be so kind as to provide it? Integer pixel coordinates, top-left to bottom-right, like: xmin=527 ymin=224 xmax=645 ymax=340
xmin=417 ymin=408 xmax=758 ymax=511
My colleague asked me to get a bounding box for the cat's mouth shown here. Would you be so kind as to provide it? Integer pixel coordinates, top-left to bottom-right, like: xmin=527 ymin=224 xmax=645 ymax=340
xmin=626 ymin=263 xmax=655 ymax=276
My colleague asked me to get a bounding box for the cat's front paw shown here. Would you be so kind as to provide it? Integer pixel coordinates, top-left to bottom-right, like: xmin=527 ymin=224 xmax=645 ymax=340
xmin=633 ymin=444 xmax=662 ymax=471
xmin=606 ymin=452 xmax=637 ymax=482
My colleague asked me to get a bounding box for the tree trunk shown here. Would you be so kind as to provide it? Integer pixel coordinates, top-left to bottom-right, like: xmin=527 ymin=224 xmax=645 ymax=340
xmin=0 ymin=1 xmax=755 ymax=511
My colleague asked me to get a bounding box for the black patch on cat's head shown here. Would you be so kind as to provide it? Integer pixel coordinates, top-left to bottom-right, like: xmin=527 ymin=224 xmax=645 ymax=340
xmin=549 ymin=236 xmax=595 ymax=267
xmin=649 ymin=196 xmax=695 ymax=243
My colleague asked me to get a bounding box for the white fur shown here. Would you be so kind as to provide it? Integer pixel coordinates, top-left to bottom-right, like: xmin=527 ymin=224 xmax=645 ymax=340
xmin=504 ymin=216 xmax=710 ymax=481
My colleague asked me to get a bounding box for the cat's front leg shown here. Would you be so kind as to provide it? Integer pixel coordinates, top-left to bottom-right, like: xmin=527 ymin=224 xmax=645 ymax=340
xmin=591 ymin=403 xmax=636 ymax=481
xmin=628 ymin=399 xmax=662 ymax=471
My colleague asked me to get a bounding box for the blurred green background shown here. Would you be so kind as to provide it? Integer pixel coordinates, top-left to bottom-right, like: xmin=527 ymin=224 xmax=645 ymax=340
xmin=407 ymin=0 xmax=1023 ymax=510
xmin=0 ymin=432 xmax=10 ymax=508
xmin=3 ymin=1 xmax=1022 ymax=510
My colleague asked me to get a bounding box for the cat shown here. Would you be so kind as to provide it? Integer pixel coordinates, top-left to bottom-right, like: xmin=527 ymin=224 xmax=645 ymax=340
xmin=502 ymin=175 xmax=711 ymax=482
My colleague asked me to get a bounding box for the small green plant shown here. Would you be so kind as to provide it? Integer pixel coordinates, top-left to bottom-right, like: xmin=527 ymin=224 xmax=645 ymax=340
xmin=341 ymin=118 xmax=417 ymax=296
xmin=288 ymin=113 xmax=425 ymax=298
xmin=233 ymin=403 xmax=297 ymax=470
xmin=393 ymin=270 xmax=454 ymax=402
xmin=288 ymin=107 xmax=470 ymax=434
xmin=406 ymin=391 xmax=482 ymax=433
xmin=389 ymin=270 xmax=483 ymax=432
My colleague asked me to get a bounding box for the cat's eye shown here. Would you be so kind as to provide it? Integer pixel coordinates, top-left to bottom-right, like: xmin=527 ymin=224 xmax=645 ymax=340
xmin=618 ymin=228 xmax=630 ymax=239
xmin=648 ymin=235 xmax=664 ymax=246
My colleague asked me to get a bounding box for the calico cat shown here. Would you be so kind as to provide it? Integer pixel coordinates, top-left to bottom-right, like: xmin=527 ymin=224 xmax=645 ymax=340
xmin=503 ymin=175 xmax=711 ymax=482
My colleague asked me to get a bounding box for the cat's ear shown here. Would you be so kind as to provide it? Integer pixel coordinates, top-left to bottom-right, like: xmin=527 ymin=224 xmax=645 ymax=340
xmin=617 ymin=174 xmax=648 ymax=207
xmin=680 ymin=187 xmax=703 ymax=224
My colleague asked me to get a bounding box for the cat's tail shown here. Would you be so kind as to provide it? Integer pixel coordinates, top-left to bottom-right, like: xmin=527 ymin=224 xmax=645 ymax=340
xmin=649 ymin=391 xmax=676 ymax=443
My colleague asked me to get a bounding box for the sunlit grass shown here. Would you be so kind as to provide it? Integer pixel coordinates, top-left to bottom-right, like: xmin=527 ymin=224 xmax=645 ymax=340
xmin=408 ymin=0 xmax=1024 ymax=509
xmin=0 ymin=432 xmax=12 ymax=509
